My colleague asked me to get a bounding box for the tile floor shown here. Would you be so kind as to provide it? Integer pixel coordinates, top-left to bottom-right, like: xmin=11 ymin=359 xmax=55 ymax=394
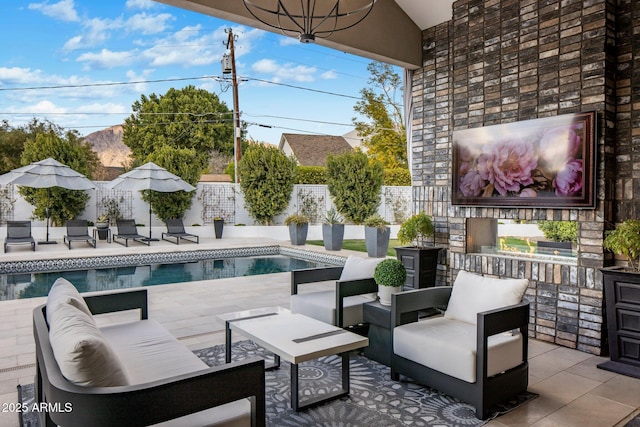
xmin=0 ymin=236 xmax=637 ymax=427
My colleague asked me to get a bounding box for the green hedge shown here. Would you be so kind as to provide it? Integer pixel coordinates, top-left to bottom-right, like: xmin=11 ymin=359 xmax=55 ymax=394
xmin=296 ymin=166 xmax=326 ymax=184
xmin=384 ymin=168 xmax=411 ymax=186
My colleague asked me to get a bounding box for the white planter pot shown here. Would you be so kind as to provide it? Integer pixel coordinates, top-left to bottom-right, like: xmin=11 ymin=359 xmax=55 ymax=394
xmin=378 ymin=285 xmax=403 ymax=306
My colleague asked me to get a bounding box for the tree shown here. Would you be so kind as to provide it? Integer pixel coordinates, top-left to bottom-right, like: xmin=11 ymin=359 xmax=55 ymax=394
xmin=123 ymin=85 xmax=236 ymax=172
xmin=142 ymin=145 xmax=200 ymax=221
xmin=20 ymin=127 xmax=99 ymax=226
xmin=326 ymin=151 xmax=384 ymax=224
xmin=353 ymin=62 xmax=407 ymax=169
xmin=0 ymin=118 xmax=64 ymax=174
xmin=237 ymin=145 xmax=297 ymax=225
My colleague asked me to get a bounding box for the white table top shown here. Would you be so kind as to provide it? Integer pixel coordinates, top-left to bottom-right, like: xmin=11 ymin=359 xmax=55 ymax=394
xmin=219 ymin=307 xmax=368 ymax=365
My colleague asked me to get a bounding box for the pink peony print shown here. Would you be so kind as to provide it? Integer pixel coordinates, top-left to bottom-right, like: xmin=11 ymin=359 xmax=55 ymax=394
xmin=554 ymin=159 xmax=583 ymax=196
xmin=538 ymin=126 xmax=582 ymax=172
xmin=520 ymin=188 xmax=537 ymax=197
xmin=476 ymin=139 xmax=538 ymax=196
xmin=459 ymin=169 xmax=485 ymax=197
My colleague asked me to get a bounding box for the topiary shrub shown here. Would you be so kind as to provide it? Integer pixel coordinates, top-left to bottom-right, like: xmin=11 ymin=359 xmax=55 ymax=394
xmin=296 ymin=166 xmax=326 ymax=184
xmin=374 ymin=258 xmax=407 ymax=287
xmin=326 ymin=151 xmax=384 ymax=224
xmin=238 ymin=145 xmax=297 ymax=225
xmin=384 ymin=168 xmax=411 ymax=186
xmin=537 ymin=220 xmax=578 ymax=243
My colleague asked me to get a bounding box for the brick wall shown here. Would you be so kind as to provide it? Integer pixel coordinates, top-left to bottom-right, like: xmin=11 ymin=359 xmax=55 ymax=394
xmin=410 ymin=0 xmax=629 ymax=355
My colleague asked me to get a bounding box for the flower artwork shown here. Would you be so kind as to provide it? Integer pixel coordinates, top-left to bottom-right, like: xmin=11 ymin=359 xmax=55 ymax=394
xmin=452 ymin=111 xmax=596 ymax=208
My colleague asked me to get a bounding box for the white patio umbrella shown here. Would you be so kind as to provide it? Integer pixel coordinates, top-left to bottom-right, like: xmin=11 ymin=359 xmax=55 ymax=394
xmin=0 ymin=158 xmax=95 ymax=244
xmin=107 ymin=162 xmax=195 ymax=241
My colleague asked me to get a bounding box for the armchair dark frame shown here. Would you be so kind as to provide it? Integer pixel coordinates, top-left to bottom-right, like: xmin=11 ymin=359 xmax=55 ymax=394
xmin=291 ymin=266 xmax=377 ymax=328
xmin=161 ymin=218 xmax=199 ymax=245
xmin=390 ymin=287 xmax=529 ymax=420
xmin=33 ymin=288 xmax=266 ymax=427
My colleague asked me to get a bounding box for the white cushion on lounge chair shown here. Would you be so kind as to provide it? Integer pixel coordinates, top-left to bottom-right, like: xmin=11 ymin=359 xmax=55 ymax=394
xmin=150 ymin=400 xmax=252 ymax=427
xmin=394 ymin=316 xmax=523 ymax=383
xmin=290 ymin=290 xmax=376 ymax=326
xmin=444 ymin=270 xmax=529 ymax=325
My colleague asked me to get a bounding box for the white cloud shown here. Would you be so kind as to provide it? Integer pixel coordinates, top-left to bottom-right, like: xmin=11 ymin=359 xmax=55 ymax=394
xmin=250 ymin=59 xmax=316 ymax=83
xmin=125 ymin=0 xmax=155 ymax=10
xmin=126 ymin=69 xmax=153 ymax=93
xmin=79 ymin=102 xmax=128 ymax=114
xmin=63 ymin=17 xmax=123 ymax=51
xmin=125 ymin=12 xmax=174 ymax=35
xmin=141 ymin=25 xmax=227 ymax=68
xmin=0 ymin=67 xmax=46 ymax=85
xmin=28 ymin=0 xmax=79 ymax=22
xmin=320 ymin=70 xmax=338 ymax=79
xmin=76 ymin=49 xmax=136 ymax=70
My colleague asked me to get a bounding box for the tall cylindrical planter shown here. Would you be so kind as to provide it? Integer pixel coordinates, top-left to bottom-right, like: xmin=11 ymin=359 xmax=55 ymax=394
xmin=289 ymin=223 xmax=308 ymax=245
xmin=322 ymin=223 xmax=344 ymax=251
xmin=214 ymin=219 xmax=224 ymax=239
xmin=365 ymin=226 xmax=391 ymax=258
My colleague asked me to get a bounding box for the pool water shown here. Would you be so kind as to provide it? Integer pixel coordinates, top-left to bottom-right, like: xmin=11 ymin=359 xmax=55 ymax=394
xmin=1 ymin=255 xmax=330 ymax=300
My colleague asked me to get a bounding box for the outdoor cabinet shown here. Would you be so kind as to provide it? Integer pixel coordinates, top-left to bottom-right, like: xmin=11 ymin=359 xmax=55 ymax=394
xmin=599 ymin=267 xmax=640 ymax=379
xmin=394 ymin=247 xmax=441 ymax=290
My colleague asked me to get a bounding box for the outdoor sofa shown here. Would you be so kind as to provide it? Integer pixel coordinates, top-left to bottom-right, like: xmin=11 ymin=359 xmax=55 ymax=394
xmin=390 ymin=270 xmax=530 ymax=419
xmin=33 ymin=278 xmax=266 ymax=426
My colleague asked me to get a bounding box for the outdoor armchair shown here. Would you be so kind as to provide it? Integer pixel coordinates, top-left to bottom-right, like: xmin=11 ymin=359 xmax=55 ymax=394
xmin=290 ymin=256 xmax=382 ymax=329
xmin=113 ymin=219 xmax=150 ymax=247
xmin=162 ymin=218 xmax=199 ymax=245
xmin=4 ymin=220 xmax=35 ymax=253
xmin=390 ymin=270 xmax=530 ymax=419
xmin=63 ymin=219 xmax=96 ymax=249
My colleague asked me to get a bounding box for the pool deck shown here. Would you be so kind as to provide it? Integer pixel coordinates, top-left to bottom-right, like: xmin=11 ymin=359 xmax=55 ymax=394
xmin=0 ymin=236 xmax=638 ymax=426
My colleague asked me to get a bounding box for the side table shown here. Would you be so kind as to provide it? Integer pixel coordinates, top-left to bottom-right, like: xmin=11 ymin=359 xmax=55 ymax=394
xmin=93 ymin=227 xmax=112 ymax=243
xmin=363 ymin=300 xmax=417 ymax=367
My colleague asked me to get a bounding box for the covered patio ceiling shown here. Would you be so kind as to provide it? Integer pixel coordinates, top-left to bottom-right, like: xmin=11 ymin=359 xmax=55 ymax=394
xmin=153 ymin=0 xmax=455 ymax=69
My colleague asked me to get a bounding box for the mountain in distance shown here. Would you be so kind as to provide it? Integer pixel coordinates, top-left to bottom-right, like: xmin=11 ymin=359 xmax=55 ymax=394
xmin=82 ymin=125 xmax=130 ymax=168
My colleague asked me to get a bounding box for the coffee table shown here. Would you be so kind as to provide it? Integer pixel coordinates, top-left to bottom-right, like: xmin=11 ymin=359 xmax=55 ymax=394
xmin=217 ymin=307 xmax=368 ymax=411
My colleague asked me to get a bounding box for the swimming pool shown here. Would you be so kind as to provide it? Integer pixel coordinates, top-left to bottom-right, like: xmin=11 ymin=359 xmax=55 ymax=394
xmin=1 ymin=255 xmax=332 ymax=300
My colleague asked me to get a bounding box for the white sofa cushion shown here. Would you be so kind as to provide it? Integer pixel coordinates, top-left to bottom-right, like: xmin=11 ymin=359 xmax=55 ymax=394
xmin=290 ymin=290 xmax=376 ymax=327
xmin=46 ymin=277 xmax=93 ymax=325
xmin=150 ymin=401 xmax=252 ymax=427
xmin=444 ymin=271 xmax=529 ymax=325
xmin=100 ymin=319 xmax=207 ymax=384
xmin=339 ymin=256 xmax=383 ymax=281
xmin=48 ymin=302 xmax=129 ymax=387
xmin=394 ymin=316 xmax=523 ymax=383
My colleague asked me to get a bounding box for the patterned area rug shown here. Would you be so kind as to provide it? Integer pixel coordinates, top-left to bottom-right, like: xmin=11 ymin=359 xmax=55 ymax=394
xmin=18 ymin=340 xmax=536 ymax=426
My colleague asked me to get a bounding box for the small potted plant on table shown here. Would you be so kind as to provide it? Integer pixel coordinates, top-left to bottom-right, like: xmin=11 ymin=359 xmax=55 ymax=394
xmin=285 ymin=214 xmax=309 ymax=245
xmin=374 ymin=258 xmax=407 ymax=306
xmin=95 ymin=215 xmax=110 ymax=240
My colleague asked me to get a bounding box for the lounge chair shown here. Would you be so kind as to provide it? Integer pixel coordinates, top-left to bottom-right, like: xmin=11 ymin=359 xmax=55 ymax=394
xmin=161 ymin=218 xmax=199 ymax=245
xmin=4 ymin=220 xmax=35 ymax=253
xmin=113 ymin=219 xmax=149 ymax=247
xmin=63 ymin=219 xmax=96 ymax=249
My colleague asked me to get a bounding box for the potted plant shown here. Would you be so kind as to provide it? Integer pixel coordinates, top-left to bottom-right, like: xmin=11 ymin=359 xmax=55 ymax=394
xmin=285 ymin=214 xmax=309 ymax=245
xmin=536 ymin=220 xmax=577 ymax=256
xmin=395 ymin=211 xmax=441 ymax=289
xmin=214 ymin=216 xmax=224 ymax=239
xmin=95 ymin=215 xmax=110 ymax=240
xmin=599 ymin=219 xmax=640 ymax=378
xmin=322 ymin=207 xmax=344 ymax=251
xmin=374 ymin=258 xmax=407 ymax=306
xmin=364 ymin=213 xmax=390 ymax=258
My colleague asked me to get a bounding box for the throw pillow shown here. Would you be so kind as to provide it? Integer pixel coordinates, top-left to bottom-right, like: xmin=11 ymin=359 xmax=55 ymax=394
xmin=444 ymin=270 xmax=529 ymax=325
xmin=49 ymin=302 xmax=129 ymax=387
xmin=46 ymin=277 xmax=93 ymax=325
xmin=339 ymin=256 xmax=384 ymax=281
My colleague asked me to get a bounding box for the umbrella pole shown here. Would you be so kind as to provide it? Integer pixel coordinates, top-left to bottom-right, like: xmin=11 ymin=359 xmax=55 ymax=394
xmin=38 ymin=188 xmax=57 ymax=245
xmin=145 ymin=192 xmax=159 ymax=242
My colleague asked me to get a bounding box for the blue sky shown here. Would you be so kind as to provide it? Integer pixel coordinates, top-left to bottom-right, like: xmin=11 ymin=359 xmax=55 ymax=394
xmin=0 ymin=0 xmax=391 ymax=145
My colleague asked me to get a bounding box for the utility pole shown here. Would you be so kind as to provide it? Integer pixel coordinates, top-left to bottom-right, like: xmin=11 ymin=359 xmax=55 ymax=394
xmin=223 ymin=28 xmax=241 ymax=183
